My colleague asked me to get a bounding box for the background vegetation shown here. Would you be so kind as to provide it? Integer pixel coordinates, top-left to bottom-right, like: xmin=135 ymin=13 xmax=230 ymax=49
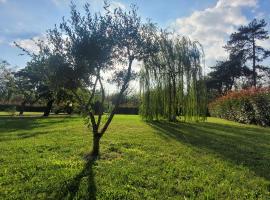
xmin=209 ymin=87 xmax=270 ymax=126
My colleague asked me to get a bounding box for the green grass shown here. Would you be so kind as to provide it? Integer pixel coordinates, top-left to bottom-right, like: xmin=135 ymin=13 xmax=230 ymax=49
xmin=0 ymin=111 xmax=44 ymax=116
xmin=0 ymin=115 xmax=270 ymax=199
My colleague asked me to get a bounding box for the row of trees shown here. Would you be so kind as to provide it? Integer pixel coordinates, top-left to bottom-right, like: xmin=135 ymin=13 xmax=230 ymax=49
xmin=207 ymin=19 xmax=270 ymax=100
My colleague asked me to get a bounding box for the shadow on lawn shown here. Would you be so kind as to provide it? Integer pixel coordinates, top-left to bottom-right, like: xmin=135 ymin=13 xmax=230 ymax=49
xmin=56 ymin=159 xmax=97 ymax=200
xmin=149 ymin=120 xmax=270 ymax=181
xmin=0 ymin=116 xmax=70 ymax=132
xmin=0 ymin=116 xmax=74 ymax=142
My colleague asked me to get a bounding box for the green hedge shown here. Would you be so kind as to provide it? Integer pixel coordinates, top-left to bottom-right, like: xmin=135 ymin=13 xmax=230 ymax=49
xmin=0 ymin=104 xmax=139 ymax=115
xmin=209 ymin=88 xmax=270 ymax=126
xmin=0 ymin=104 xmax=46 ymax=112
xmin=115 ymin=107 xmax=138 ymax=115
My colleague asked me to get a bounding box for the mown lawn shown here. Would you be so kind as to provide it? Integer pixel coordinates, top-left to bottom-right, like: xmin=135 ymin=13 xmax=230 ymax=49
xmin=0 ymin=112 xmax=44 ymax=116
xmin=0 ymin=115 xmax=270 ymax=199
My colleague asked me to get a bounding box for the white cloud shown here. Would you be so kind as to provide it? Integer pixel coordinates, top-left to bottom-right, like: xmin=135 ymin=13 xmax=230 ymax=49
xmin=216 ymin=0 xmax=257 ymax=8
xmin=110 ymin=1 xmax=126 ymax=10
xmin=11 ymin=35 xmax=46 ymax=55
xmin=171 ymin=0 xmax=258 ymax=70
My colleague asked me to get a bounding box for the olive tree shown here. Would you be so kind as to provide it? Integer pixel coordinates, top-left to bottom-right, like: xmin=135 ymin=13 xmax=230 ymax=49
xmin=46 ymin=2 xmax=157 ymax=158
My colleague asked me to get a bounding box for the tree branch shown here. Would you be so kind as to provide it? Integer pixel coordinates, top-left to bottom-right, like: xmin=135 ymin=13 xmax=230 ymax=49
xmin=100 ymin=57 xmax=134 ymax=135
xmin=86 ymin=75 xmax=99 ymax=108
xmin=96 ymin=76 xmax=105 ymax=130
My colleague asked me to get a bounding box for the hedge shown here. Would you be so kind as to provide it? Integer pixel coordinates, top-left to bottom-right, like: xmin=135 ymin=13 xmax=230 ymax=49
xmin=0 ymin=104 xmax=46 ymax=112
xmin=0 ymin=104 xmax=139 ymax=115
xmin=209 ymin=87 xmax=270 ymax=126
xmin=115 ymin=107 xmax=139 ymax=115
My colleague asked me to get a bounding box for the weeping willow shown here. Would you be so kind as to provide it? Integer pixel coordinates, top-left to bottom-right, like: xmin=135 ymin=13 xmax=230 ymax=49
xmin=140 ymin=32 xmax=207 ymax=121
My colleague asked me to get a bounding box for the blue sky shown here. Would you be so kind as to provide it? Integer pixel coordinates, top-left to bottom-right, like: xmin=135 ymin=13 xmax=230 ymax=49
xmin=0 ymin=0 xmax=270 ymax=69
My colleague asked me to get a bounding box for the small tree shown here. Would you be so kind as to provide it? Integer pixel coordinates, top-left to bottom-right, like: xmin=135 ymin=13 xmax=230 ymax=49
xmin=46 ymin=2 xmax=157 ymax=158
xmin=225 ymin=19 xmax=270 ymax=88
xmin=0 ymin=60 xmax=16 ymax=103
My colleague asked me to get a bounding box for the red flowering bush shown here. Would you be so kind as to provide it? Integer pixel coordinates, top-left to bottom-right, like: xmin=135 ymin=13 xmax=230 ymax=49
xmin=209 ymin=87 xmax=270 ymax=126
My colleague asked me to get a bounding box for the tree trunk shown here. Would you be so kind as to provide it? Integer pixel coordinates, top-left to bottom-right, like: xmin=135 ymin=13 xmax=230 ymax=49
xmin=91 ymin=133 xmax=101 ymax=158
xmin=172 ymin=75 xmax=177 ymax=121
xmin=19 ymin=101 xmax=26 ymax=116
xmin=252 ymin=36 xmax=256 ymax=88
xmin=168 ymin=78 xmax=172 ymax=121
xmin=43 ymin=99 xmax=54 ymax=117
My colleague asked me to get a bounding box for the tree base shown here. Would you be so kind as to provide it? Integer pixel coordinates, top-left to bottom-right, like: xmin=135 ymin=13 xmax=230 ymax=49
xmin=83 ymin=152 xmax=99 ymax=161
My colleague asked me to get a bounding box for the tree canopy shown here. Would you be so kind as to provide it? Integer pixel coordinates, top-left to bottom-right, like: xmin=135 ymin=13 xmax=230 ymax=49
xmin=225 ymin=19 xmax=270 ymax=88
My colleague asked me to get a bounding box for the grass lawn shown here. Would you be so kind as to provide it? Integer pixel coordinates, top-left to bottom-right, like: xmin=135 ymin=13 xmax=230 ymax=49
xmin=0 ymin=112 xmax=44 ymax=116
xmin=0 ymin=115 xmax=270 ymax=199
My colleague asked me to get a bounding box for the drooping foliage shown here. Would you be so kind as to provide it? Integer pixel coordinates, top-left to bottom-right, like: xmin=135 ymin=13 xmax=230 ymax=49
xmin=140 ymin=32 xmax=207 ymax=121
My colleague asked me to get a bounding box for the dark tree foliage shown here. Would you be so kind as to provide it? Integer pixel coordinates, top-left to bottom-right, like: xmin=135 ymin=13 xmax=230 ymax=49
xmin=225 ymin=19 xmax=270 ymax=88
xmin=45 ymin=2 xmax=157 ymax=158
xmin=206 ymin=52 xmax=252 ymax=97
xmin=15 ymin=52 xmax=72 ymax=116
xmin=14 ymin=71 xmax=36 ymax=115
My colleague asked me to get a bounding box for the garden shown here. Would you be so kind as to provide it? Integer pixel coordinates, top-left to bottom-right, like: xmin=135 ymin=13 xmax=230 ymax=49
xmin=1 ymin=1 xmax=270 ymax=199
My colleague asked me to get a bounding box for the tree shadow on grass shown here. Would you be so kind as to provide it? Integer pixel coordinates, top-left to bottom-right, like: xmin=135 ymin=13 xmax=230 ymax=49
xmin=0 ymin=116 xmax=75 ymax=142
xmin=0 ymin=116 xmax=71 ymax=133
xmin=148 ymin=120 xmax=270 ymax=181
xmin=55 ymin=159 xmax=97 ymax=200
xmin=0 ymin=130 xmax=54 ymax=142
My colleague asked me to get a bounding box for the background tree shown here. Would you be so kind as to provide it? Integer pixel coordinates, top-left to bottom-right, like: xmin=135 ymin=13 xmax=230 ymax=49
xmin=140 ymin=32 xmax=207 ymax=121
xmin=45 ymin=2 xmax=158 ymax=158
xmin=0 ymin=60 xmax=16 ymax=103
xmin=206 ymin=52 xmax=252 ymax=98
xmin=14 ymin=43 xmax=73 ymax=116
xmin=225 ymin=19 xmax=270 ymax=88
xmin=13 ymin=70 xmax=37 ymax=115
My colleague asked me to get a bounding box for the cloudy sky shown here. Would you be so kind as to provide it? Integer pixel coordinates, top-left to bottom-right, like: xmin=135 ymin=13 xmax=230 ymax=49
xmin=0 ymin=0 xmax=270 ymax=70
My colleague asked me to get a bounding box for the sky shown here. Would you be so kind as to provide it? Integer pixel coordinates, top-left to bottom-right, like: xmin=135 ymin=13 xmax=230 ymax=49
xmin=0 ymin=0 xmax=270 ymax=71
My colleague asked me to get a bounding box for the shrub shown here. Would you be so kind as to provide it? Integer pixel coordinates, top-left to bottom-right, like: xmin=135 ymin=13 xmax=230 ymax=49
xmin=209 ymin=87 xmax=270 ymax=126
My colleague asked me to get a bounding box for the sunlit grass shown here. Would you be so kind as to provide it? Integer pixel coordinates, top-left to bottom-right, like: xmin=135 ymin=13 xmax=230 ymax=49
xmin=0 ymin=115 xmax=270 ymax=199
xmin=0 ymin=112 xmax=44 ymax=116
